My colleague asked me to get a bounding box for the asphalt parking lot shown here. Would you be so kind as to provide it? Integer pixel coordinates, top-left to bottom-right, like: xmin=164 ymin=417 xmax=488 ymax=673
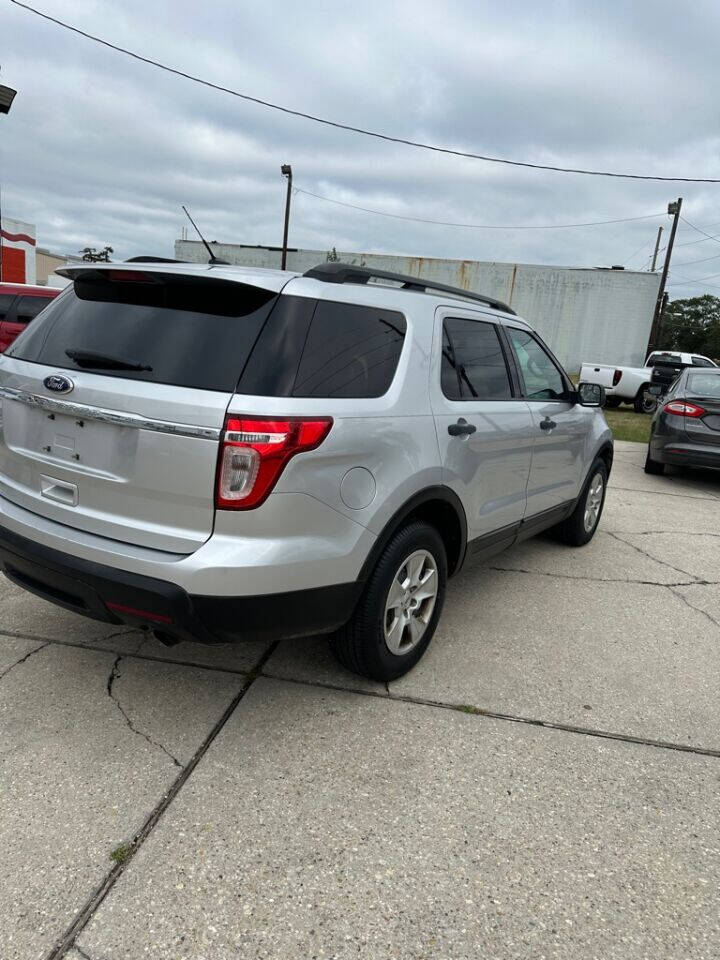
xmin=2 ymin=439 xmax=720 ymax=960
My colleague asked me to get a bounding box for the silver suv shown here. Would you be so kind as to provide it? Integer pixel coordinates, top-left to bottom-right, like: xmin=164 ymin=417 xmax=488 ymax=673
xmin=0 ymin=260 xmax=612 ymax=680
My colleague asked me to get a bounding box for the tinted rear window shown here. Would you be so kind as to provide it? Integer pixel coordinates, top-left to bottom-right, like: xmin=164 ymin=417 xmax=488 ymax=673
xmin=7 ymin=273 xmax=278 ymax=392
xmin=238 ymin=297 xmax=406 ymax=398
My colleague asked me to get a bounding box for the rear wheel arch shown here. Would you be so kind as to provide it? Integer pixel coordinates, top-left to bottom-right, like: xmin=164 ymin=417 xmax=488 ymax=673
xmin=360 ymin=487 xmax=468 ymax=582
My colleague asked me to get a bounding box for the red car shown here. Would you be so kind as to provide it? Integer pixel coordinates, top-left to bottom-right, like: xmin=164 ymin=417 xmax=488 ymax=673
xmin=0 ymin=283 xmax=62 ymax=352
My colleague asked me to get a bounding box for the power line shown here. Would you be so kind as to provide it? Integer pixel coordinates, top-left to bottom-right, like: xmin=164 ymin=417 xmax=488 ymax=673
xmin=667 ymin=269 xmax=720 ymax=287
xmin=672 ymin=250 xmax=720 ymax=268
xmin=679 ymin=215 xmax=720 ymax=245
xmin=623 ymin=236 xmax=655 ymax=267
xmin=10 ymin=0 xmax=720 ymax=184
xmin=295 ymin=187 xmax=665 ymax=230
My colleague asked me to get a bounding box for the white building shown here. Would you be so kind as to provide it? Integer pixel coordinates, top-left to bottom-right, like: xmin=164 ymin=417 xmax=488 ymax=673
xmin=174 ymin=241 xmax=661 ymax=371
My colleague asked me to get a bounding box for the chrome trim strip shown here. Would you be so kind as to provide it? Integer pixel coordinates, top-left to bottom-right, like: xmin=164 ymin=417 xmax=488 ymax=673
xmin=0 ymin=387 xmax=221 ymax=440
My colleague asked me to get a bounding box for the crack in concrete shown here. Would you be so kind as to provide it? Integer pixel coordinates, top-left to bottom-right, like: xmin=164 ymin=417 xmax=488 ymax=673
xmin=669 ymin=585 xmax=720 ymax=633
xmin=72 ymin=945 xmax=95 ymax=960
xmin=0 ymin=640 xmax=49 ymax=681
xmin=604 ymin=530 xmax=705 ymax=584
xmin=46 ymin=640 xmax=280 ymax=960
xmin=106 ymin=656 xmax=182 ymax=769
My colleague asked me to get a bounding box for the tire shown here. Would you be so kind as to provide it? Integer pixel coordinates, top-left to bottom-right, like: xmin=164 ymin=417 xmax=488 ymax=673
xmin=555 ymin=458 xmax=608 ymax=547
xmin=604 ymin=397 xmax=621 ymax=409
xmin=330 ymin=520 xmax=447 ymax=682
xmin=644 ymin=447 xmax=665 ymax=475
xmin=634 ymin=385 xmax=656 ymax=414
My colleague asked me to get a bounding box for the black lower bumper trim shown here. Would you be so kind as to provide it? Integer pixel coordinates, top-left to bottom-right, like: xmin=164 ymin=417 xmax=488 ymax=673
xmin=0 ymin=524 xmax=362 ymax=645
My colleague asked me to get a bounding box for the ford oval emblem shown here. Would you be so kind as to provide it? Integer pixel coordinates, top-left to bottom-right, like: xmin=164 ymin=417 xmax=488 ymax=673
xmin=43 ymin=375 xmax=74 ymax=394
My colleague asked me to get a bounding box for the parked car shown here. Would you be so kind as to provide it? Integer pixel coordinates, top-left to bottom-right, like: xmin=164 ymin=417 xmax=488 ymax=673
xmin=580 ymin=351 xmax=717 ymax=413
xmin=0 ymin=282 xmax=61 ymax=352
xmin=0 ymin=261 xmax=613 ymax=680
xmin=645 ymin=367 xmax=720 ymax=475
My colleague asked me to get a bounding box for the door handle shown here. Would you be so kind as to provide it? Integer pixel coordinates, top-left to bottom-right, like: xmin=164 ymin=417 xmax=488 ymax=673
xmin=448 ymin=418 xmax=477 ymax=437
xmin=539 ymin=417 xmax=557 ymax=431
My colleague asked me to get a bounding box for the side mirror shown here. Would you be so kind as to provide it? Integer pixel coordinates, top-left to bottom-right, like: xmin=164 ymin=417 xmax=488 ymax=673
xmin=576 ymin=382 xmax=606 ymax=408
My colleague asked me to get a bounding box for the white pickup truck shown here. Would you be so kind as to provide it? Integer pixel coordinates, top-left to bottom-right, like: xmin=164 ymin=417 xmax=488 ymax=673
xmin=580 ymin=351 xmax=717 ymax=413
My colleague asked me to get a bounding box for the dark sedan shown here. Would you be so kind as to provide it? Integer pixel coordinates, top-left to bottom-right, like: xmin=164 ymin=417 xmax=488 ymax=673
xmin=645 ymin=368 xmax=720 ymax=474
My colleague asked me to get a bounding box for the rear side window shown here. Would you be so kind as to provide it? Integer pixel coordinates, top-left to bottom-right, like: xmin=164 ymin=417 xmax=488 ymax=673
xmin=8 ymin=273 xmax=278 ymax=392
xmin=441 ymin=318 xmax=511 ymax=400
xmin=238 ymin=297 xmax=406 ymax=398
xmin=0 ymin=294 xmax=15 ymax=319
xmin=692 ymin=356 xmax=715 ymax=368
xmin=15 ymin=295 xmax=51 ymax=324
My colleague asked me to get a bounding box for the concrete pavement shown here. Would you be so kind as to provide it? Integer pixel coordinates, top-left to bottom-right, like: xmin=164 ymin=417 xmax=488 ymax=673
xmin=1 ymin=440 xmax=719 ymax=959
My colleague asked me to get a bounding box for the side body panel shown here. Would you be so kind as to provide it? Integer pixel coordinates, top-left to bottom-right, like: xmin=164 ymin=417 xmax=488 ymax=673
xmin=428 ymin=306 xmax=534 ymax=539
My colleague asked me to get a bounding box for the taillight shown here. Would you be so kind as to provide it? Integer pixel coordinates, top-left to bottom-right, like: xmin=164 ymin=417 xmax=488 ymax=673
xmin=612 ymin=369 xmax=622 ymax=387
xmin=663 ymin=401 xmax=706 ymax=418
xmin=216 ymin=416 xmax=333 ymax=510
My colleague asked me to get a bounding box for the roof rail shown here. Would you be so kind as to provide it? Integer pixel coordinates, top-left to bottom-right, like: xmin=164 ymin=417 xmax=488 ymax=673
xmin=125 ymin=256 xmax=184 ymax=264
xmin=303 ymin=261 xmax=516 ymax=315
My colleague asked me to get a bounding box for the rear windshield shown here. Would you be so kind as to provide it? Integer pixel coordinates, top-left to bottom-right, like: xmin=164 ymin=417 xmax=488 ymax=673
xmin=687 ymin=373 xmax=720 ymax=398
xmin=7 ymin=272 xmax=278 ymax=392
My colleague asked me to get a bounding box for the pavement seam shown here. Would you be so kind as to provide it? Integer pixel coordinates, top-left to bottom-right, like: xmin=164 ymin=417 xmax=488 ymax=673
xmin=611 ymin=484 xmax=720 ymax=503
xmin=486 ymin=565 xmax=712 ymax=588
xmin=0 ymin=630 xmax=255 ymax=678
xmin=260 ymin=670 xmax=720 ymax=759
xmin=47 ymin=639 xmax=280 ymax=960
xmin=0 ymin=639 xmax=50 ymax=680
xmin=106 ymin=656 xmax=182 ymax=768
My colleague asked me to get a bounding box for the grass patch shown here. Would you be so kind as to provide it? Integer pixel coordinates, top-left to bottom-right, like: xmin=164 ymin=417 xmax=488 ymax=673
xmin=603 ymin=407 xmax=652 ymax=444
xmin=457 ymin=704 xmax=485 ymax=715
xmin=110 ymin=842 xmax=132 ymax=865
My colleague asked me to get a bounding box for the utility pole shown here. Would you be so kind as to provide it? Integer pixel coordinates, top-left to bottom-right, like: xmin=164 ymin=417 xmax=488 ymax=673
xmin=650 ymin=225 xmax=663 ymax=272
xmin=649 ymin=198 xmax=682 ymax=350
xmin=280 ymin=164 xmax=292 ymax=270
xmin=0 ymin=79 xmax=19 ymax=283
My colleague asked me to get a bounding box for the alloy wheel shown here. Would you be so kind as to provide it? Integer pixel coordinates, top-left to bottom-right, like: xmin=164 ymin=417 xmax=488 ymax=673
xmin=583 ymin=472 xmax=604 ymax=532
xmin=383 ymin=549 xmax=438 ymax=655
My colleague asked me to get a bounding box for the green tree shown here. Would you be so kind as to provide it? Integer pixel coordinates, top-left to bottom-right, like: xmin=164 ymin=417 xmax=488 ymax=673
xmin=659 ymin=295 xmax=720 ymax=361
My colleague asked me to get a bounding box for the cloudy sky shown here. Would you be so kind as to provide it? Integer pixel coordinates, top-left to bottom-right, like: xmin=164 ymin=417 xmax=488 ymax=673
xmin=2 ymin=0 xmax=720 ymax=297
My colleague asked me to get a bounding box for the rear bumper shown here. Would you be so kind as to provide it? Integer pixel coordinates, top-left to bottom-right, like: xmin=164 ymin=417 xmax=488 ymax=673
xmin=0 ymin=523 xmax=363 ymax=644
xmin=651 ymin=438 xmax=720 ymax=470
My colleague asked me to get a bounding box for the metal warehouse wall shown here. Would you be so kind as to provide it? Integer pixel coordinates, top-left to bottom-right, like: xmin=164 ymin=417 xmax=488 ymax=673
xmin=175 ymin=241 xmax=661 ymax=371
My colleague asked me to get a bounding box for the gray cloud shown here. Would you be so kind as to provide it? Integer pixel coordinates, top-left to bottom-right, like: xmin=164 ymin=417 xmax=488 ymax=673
xmin=2 ymin=0 xmax=720 ymax=297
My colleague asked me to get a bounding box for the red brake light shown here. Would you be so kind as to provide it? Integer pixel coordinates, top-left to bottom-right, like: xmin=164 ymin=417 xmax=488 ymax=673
xmin=663 ymin=401 xmax=706 ymax=418
xmin=216 ymin=416 xmax=333 ymax=510
xmin=106 ymin=270 xmax=155 ymax=283
xmin=612 ymin=369 xmax=622 ymax=386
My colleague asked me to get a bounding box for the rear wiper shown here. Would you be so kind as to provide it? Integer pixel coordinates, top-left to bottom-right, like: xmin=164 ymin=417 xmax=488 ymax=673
xmin=65 ymin=349 xmax=153 ymax=372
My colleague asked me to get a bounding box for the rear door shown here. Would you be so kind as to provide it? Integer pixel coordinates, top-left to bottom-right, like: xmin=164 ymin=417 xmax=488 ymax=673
xmin=0 ymin=269 xmax=280 ymax=553
xmin=431 ymin=311 xmax=534 ymax=540
xmin=503 ymin=325 xmax=587 ymax=517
